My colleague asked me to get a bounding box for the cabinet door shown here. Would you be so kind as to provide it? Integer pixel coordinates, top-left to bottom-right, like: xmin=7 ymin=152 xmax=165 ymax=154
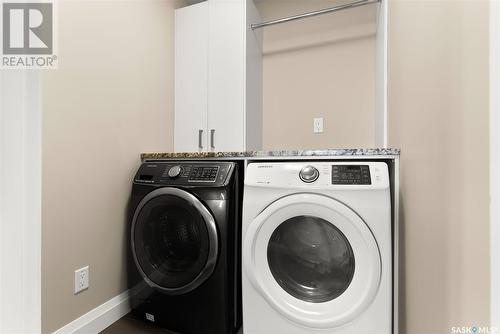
xmin=207 ymin=0 xmax=246 ymax=152
xmin=174 ymin=2 xmax=209 ymax=152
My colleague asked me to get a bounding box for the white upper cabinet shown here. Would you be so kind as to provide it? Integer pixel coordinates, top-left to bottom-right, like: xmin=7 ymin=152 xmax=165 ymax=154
xmin=174 ymin=2 xmax=209 ymax=152
xmin=174 ymin=0 xmax=263 ymax=152
xmin=175 ymin=0 xmax=388 ymax=152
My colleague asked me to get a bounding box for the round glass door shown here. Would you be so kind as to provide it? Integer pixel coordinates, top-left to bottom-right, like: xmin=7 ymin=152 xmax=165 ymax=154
xmin=243 ymin=193 xmax=381 ymax=329
xmin=131 ymin=187 xmax=218 ymax=295
xmin=267 ymin=215 xmax=355 ymax=303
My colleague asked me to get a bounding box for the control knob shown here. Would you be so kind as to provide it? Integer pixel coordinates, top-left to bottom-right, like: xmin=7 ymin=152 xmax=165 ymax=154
xmin=299 ymin=165 xmax=319 ymax=183
xmin=168 ymin=165 xmax=182 ymax=178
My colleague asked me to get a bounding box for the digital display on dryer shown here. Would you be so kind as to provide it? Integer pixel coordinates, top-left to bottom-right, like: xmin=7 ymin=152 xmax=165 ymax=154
xmin=332 ymin=165 xmax=371 ymax=185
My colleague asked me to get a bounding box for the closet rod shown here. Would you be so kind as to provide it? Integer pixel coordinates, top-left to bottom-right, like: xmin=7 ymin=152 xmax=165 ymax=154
xmin=251 ymin=0 xmax=380 ymax=30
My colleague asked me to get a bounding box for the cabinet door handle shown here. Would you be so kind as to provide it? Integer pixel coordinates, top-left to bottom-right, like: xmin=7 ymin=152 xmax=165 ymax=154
xmin=198 ymin=129 xmax=204 ymax=150
xmin=210 ymin=129 xmax=215 ymax=150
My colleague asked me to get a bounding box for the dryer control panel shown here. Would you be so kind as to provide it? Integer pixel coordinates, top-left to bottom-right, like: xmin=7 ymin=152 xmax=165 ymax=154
xmin=245 ymin=161 xmax=389 ymax=190
xmin=134 ymin=161 xmax=234 ymax=187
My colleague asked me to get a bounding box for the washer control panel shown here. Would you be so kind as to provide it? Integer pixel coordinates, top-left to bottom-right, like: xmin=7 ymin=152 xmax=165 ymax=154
xmin=332 ymin=165 xmax=371 ymax=185
xmin=134 ymin=161 xmax=234 ymax=187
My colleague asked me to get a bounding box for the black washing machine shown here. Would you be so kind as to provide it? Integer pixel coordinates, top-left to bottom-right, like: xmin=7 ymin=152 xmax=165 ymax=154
xmin=128 ymin=161 xmax=242 ymax=334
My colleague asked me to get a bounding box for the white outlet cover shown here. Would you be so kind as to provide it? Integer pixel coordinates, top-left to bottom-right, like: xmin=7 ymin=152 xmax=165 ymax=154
xmin=313 ymin=117 xmax=324 ymax=133
xmin=74 ymin=266 xmax=89 ymax=294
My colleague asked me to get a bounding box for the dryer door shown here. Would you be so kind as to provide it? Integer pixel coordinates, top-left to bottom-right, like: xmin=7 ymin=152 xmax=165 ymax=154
xmin=243 ymin=193 xmax=381 ymax=329
xmin=131 ymin=187 xmax=218 ymax=295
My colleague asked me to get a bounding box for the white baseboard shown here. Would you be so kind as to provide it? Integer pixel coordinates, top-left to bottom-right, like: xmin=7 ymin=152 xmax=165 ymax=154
xmin=52 ymin=290 xmax=130 ymax=334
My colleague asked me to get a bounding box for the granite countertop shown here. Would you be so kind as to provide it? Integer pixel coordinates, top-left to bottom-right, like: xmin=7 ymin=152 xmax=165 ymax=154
xmin=141 ymin=148 xmax=400 ymax=161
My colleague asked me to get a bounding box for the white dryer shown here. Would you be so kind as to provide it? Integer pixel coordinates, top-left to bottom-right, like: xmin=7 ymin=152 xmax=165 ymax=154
xmin=242 ymin=161 xmax=392 ymax=334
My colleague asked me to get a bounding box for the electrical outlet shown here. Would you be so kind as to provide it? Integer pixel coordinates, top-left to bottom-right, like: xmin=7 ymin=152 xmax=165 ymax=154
xmin=74 ymin=266 xmax=89 ymax=294
xmin=313 ymin=117 xmax=324 ymax=133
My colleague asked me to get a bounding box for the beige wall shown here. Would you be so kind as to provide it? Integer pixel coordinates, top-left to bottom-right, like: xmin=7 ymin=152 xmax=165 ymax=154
xmin=257 ymin=0 xmax=377 ymax=149
xmin=258 ymin=0 xmax=490 ymax=332
xmin=388 ymin=1 xmax=490 ymax=333
xmin=41 ymin=1 xmax=179 ymax=332
xmin=40 ymin=0 xmax=491 ymax=333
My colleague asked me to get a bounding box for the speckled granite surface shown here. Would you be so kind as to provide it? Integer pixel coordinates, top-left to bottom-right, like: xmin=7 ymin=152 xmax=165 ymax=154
xmin=141 ymin=148 xmax=400 ymax=161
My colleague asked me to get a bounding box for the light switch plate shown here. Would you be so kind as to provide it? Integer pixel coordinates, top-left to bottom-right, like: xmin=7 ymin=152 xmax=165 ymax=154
xmin=313 ymin=117 xmax=324 ymax=133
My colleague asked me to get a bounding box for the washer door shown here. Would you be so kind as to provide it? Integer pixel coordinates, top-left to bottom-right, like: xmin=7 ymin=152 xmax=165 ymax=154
xmin=131 ymin=187 xmax=218 ymax=295
xmin=243 ymin=193 xmax=381 ymax=329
